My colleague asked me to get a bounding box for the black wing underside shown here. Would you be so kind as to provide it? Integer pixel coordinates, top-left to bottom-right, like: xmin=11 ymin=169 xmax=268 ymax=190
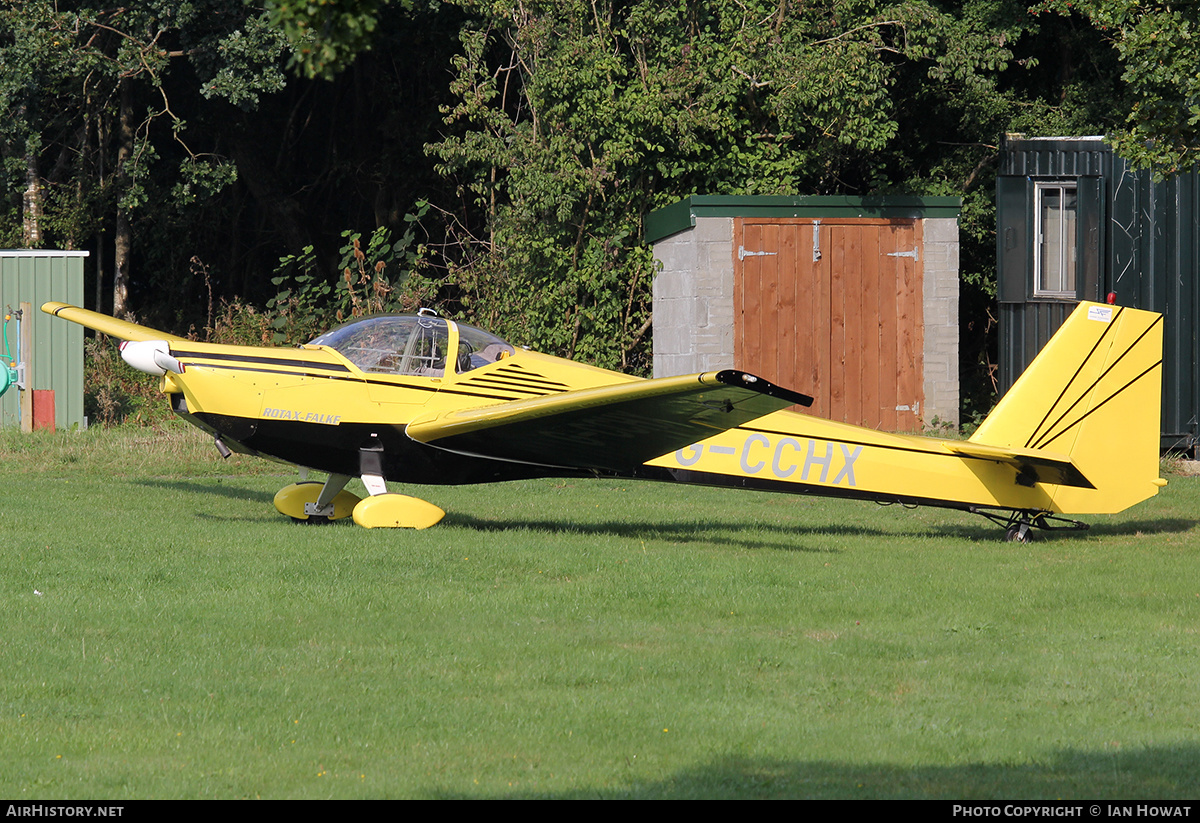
xmin=406 ymin=370 xmax=813 ymax=472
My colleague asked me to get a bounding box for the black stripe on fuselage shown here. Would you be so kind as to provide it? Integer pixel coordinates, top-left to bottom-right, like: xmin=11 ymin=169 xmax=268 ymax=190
xmin=187 ymin=410 xmax=572 ymax=485
xmin=735 ymin=424 xmax=950 ymax=461
xmin=171 ymin=349 xmax=352 ymax=373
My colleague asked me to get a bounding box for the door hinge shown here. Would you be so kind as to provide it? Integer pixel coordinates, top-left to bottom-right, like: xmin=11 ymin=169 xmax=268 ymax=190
xmin=738 ymin=246 xmax=778 ymax=260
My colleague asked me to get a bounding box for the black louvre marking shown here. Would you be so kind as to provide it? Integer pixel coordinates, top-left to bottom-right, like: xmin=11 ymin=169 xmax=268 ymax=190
xmin=490 ymin=365 xmax=571 ymax=388
xmin=435 ymin=387 xmax=538 ymax=401
xmin=459 ymin=382 xmax=554 ymax=396
xmin=460 ymin=376 xmax=564 ymax=394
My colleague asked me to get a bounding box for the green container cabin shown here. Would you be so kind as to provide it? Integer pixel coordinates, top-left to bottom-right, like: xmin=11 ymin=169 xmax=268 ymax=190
xmin=997 ymin=136 xmax=1199 ymax=452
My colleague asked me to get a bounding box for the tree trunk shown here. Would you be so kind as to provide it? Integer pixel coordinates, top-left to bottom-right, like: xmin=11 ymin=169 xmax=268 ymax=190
xmin=22 ymin=139 xmax=41 ymax=247
xmin=94 ymin=112 xmax=106 ymax=314
xmin=113 ymin=78 xmax=133 ymax=319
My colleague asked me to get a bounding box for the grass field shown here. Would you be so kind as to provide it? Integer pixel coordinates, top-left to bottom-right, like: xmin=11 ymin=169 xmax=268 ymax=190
xmin=1 ymin=424 xmax=1199 ymax=799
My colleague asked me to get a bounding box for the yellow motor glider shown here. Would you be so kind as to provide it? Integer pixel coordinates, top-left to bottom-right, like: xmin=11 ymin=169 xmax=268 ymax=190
xmin=43 ymin=300 xmax=1164 ymax=540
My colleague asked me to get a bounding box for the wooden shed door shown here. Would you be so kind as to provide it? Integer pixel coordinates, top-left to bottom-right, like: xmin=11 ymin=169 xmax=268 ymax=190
xmin=734 ymin=217 xmax=925 ymax=431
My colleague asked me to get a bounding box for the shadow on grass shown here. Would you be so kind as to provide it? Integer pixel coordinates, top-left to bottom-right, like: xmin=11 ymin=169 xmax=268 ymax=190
xmin=1075 ymin=518 xmax=1198 ymax=538
xmin=129 ymin=478 xmax=1200 ymax=546
xmin=432 ymin=746 xmax=1200 ymax=799
xmin=929 ymin=515 xmax=1197 ymax=543
xmin=445 ymin=511 xmax=1198 ymax=546
xmin=133 ymin=478 xmax=276 ymax=504
xmin=442 ymin=512 xmax=859 ymax=552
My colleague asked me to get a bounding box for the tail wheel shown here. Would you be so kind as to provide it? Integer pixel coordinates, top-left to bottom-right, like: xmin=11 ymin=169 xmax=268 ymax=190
xmin=971 ymin=507 xmax=1089 ymax=541
xmin=1004 ymin=523 xmax=1031 ymax=543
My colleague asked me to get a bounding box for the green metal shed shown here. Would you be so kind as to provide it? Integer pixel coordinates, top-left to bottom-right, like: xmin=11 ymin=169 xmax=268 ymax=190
xmin=0 ymin=250 xmax=87 ymax=430
xmin=996 ymin=135 xmax=1199 ymax=452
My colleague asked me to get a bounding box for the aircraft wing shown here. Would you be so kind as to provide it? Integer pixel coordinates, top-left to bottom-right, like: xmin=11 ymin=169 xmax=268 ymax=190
xmin=407 ymin=370 xmax=813 ymax=471
xmin=42 ymin=302 xmax=185 ymax=342
xmin=942 ymin=441 xmax=1094 ymax=489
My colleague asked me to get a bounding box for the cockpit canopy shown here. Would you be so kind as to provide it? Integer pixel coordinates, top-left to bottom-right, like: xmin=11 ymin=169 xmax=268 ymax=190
xmin=308 ymin=314 xmax=515 ymax=377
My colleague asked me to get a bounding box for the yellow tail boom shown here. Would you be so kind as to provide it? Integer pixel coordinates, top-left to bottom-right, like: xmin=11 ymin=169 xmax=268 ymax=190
xmin=646 ymin=301 xmax=1164 ymax=523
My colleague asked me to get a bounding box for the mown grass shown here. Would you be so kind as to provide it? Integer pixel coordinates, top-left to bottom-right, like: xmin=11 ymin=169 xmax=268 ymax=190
xmin=1 ymin=425 xmax=1199 ymax=798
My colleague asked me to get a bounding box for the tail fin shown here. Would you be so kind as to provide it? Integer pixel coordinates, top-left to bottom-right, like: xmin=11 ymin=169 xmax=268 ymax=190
xmin=969 ymin=301 xmax=1164 ymax=514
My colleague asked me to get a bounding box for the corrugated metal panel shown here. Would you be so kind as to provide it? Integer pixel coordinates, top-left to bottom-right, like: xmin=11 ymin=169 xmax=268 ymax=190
xmin=997 ymin=137 xmax=1200 ymax=451
xmin=1000 ymin=137 xmax=1112 ymax=178
xmin=0 ymin=251 xmax=87 ymax=430
xmin=1150 ymin=169 xmax=1200 ymax=450
xmin=997 ymin=302 xmax=1074 ymax=395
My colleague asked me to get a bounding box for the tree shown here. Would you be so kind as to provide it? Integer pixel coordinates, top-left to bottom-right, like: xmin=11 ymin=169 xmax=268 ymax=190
xmin=1035 ymin=0 xmax=1200 ymax=174
xmin=0 ymin=0 xmax=288 ymax=316
xmin=262 ymin=0 xmax=390 ymax=80
xmin=0 ymin=0 xmax=465 ymax=328
xmin=424 ymin=0 xmax=1106 ymax=374
xmin=0 ymin=0 xmax=1140 ymax=419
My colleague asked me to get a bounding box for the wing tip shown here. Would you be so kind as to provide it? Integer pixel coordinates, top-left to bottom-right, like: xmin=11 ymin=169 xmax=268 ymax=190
xmin=713 ymin=370 xmax=814 ymax=407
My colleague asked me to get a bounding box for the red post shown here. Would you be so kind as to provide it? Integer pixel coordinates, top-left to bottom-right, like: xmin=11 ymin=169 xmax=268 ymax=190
xmin=32 ymin=389 xmax=55 ymax=432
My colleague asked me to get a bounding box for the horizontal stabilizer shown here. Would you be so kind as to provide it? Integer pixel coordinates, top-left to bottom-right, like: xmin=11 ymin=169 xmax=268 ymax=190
xmin=942 ymin=441 xmax=1093 ymax=489
xmin=407 ymin=370 xmax=813 ymax=471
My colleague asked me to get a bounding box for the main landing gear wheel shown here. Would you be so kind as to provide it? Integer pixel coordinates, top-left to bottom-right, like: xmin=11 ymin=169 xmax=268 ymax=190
xmin=273 ymin=479 xmax=361 ymax=523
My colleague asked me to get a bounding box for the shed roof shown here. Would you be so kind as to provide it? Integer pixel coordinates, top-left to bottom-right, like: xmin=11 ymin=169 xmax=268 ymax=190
xmin=645 ymin=194 xmax=961 ymax=243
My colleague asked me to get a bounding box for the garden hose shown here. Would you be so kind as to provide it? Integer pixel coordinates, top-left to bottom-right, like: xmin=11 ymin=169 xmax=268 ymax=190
xmin=0 ymin=310 xmax=18 ymax=399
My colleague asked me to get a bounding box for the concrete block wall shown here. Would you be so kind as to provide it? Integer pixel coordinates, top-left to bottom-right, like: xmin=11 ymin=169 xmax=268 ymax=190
xmin=651 ymin=216 xmax=735 ymax=377
xmin=920 ymin=217 xmax=960 ymax=428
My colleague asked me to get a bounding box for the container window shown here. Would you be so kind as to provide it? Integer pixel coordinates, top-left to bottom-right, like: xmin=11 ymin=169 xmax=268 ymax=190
xmin=1034 ymin=182 xmax=1077 ymax=297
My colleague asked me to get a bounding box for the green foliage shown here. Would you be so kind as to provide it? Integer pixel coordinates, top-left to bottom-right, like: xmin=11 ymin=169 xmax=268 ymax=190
xmin=0 ymin=0 xmax=296 ymax=295
xmin=426 ymin=0 xmax=1093 ymax=377
xmin=82 ymin=336 xmax=173 ymax=427
xmin=202 ymin=297 xmax=279 ymax=346
xmin=267 ymin=243 xmax=328 ymax=343
xmin=1035 ymin=0 xmax=1200 ymax=174
xmin=263 ymin=0 xmax=391 ymax=80
xmin=0 ymin=0 xmax=1167 ymax=420
xmin=267 ymin=207 xmax=430 ymax=343
xmin=196 ymin=13 xmax=290 ymax=108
